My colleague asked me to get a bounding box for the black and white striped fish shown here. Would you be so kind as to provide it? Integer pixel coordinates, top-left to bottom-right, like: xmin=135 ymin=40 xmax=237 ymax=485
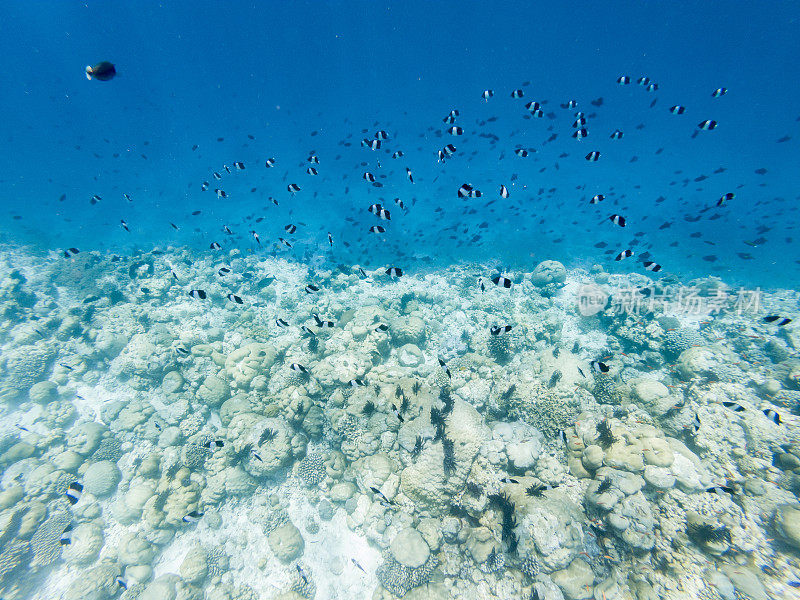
xmin=643 ymin=261 xmax=662 ymax=272
xmin=458 ymin=183 xmax=481 ymax=198
xmin=65 ymin=482 xmax=83 ymax=505
xmin=609 ymin=214 xmax=626 ymax=227
xmin=491 ymin=276 xmax=512 ymax=288
xmin=182 ymin=510 xmax=204 ymax=523
xmin=313 ymin=314 xmax=334 ymax=328
xmin=615 ymin=249 xmax=633 ymax=261
xmin=490 ymin=325 xmax=513 ymax=335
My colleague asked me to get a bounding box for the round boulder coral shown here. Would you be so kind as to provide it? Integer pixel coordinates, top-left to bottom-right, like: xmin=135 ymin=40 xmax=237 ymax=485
xmin=197 ymin=374 xmax=230 ymax=407
xmin=225 ymin=343 xmax=277 ymax=389
xmin=63 ymin=522 xmax=104 ymax=565
xmin=390 ymin=316 xmax=426 ymax=347
xmin=377 ymin=528 xmax=438 ymax=596
xmin=531 ymin=260 xmax=567 ymax=287
xmin=83 ymin=460 xmax=121 ymax=498
xmin=268 ymin=522 xmax=305 ymax=563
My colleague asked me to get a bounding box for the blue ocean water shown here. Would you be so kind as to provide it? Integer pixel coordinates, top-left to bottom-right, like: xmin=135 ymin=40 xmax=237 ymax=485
xmin=1 ymin=0 xmax=798 ymax=285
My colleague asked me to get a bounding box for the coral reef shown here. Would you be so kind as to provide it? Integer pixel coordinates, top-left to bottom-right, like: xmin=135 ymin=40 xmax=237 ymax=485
xmin=0 ymin=250 xmax=796 ymax=600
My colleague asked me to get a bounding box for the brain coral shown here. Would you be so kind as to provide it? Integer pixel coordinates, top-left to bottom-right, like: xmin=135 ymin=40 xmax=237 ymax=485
xmin=662 ymin=327 xmax=705 ymax=358
xmin=297 ymin=452 xmax=325 ymax=487
xmin=390 ymin=315 xmax=427 ymax=347
xmin=30 ymin=511 xmax=71 ymax=567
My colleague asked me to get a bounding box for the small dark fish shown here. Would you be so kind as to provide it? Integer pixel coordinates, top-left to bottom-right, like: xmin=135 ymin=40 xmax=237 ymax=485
xmin=296 ymin=565 xmax=308 ymax=584
xmin=85 ymin=61 xmax=116 ymax=81
xmin=590 ymin=360 xmax=610 ymax=373
xmin=717 ymin=192 xmax=734 ymax=206
xmin=227 ymin=294 xmax=243 ymax=304
xmin=722 ymin=401 xmax=745 ymax=412
xmin=764 ymin=315 xmax=792 ymax=326
xmin=706 ymin=485 xmax=734 ymax=495
xmin=189 ymin=289 xmax=207 ymax=300
xmin=763 ymin=408 xmax=782 ymax=425
xmin=60 ymin=524 xmax=73 ymax=545
xmin=369 ymin=486 xmax=395 ymax=506
xmin=438 ymin=358 xmax=451 ymax=379
xmin=351 ymin=558 xmax=367 ymax=573
xmin=182 ymin=510 xmax=204 ymax=523
xmin=391 ymin=403 xmax=404 ymax=423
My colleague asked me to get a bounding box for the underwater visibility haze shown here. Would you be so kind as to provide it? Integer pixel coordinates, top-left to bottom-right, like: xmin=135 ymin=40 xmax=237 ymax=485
xmin=0 ymin=1 xmax=800 ymax=599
